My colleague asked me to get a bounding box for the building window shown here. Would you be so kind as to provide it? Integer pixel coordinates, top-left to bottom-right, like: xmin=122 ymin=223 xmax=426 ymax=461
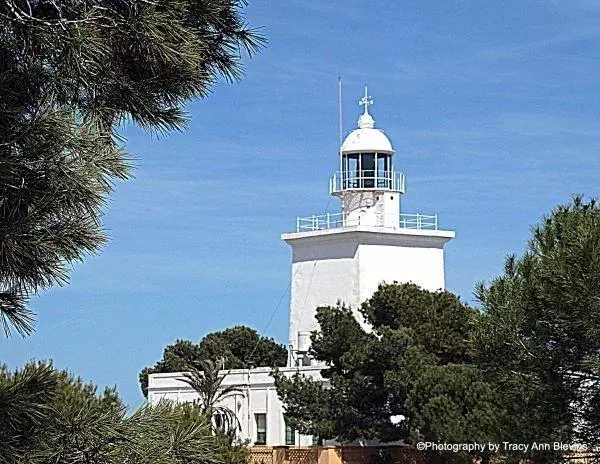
xmin=285 ymin=417 xmax=295 ymax=445
xmin=312 ymin=435 xmax=323 ymax=446
xmin=255 ymin=413 xmax=266 ymax=445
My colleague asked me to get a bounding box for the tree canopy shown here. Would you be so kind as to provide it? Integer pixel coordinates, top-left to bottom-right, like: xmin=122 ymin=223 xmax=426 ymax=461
xmin=276 ymin=197 xmax=600 ymax=463
xmin=1 ymin=1 xmax=263 ymax=461
xmin=0 ymin=0 xmax=264 ymax=336
xmin=274 ymin=283 xmax=503 ymax=448
xmin=140 ymin=325 xmax=288 ymax=397
xmin=0 ymin=361 xmax=221 ymax=464
xmin=473 ymin=196 xmax=600 ymax=461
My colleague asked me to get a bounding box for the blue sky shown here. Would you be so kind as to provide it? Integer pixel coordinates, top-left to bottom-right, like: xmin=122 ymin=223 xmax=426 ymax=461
xmin=3 ymin=0 xmax=600 ymax=408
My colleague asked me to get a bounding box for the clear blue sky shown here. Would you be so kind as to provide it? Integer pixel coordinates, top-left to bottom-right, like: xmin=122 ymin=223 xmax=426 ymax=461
xmin=3 ymin=0 xmax=600 ymax=408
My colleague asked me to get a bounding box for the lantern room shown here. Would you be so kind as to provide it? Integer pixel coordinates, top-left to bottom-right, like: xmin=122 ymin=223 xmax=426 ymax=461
xmin=330 ymin=86 xmax=405 ymax=195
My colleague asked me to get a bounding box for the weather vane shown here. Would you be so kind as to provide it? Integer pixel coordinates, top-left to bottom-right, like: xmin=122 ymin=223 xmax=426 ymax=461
xmin=358 ymin=85 xmax=373 ymax=114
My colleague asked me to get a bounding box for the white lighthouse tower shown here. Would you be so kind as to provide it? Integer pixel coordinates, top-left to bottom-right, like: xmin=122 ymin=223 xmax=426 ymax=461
xmin=148 ymin=88 xmax=456 ymax=447
xmin=283 ymin=87 xmax=455 ymax=365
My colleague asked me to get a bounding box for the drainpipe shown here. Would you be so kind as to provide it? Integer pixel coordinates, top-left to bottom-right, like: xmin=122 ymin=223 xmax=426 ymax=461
xmin=247 ymin=368 xmax=251 ymax=443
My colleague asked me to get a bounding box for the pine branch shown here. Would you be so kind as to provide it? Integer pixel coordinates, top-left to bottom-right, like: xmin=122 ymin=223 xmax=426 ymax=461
xmin=0 ymin=290 xmax=35 ymax=337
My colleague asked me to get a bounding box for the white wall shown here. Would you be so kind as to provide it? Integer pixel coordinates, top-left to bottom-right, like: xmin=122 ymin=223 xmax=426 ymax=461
xmin=341 ymin=191 xmax=401 ymax=228
xmin=148 ymin=366 xmax=324 ymax=447
xmin=357 ymin=241 xmax=446 ymax=303
xmin=287 ymin=236 xmax=359 ymax=351
xmin=283 ymin=227 xmax=454 ymax=354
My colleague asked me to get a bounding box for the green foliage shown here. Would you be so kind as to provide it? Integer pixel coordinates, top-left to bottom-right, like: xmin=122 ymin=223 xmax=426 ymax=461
xmin=274 ymin=283 xmax=503 ymax=448
xmin=177 ymin=402 xmax=250 ymax=464
xmin=0 ymin=363 xmax=57 ymax=461
xmin=0 ymin=0 xmax=264 ymax=336
xmin=34 ymin=399 xmax=217 ymax=464
xmin=473 ymin=196 xmax=600 ymax=460
xmin=362 ymin=283 xmax=471 ymax=364
xmin=0 ymin=109 xmax=131 ymax=337
xmin=52 ymin=365 xmax=123 ymax=413
xmin=1 ymin=2 xmax=262 ymax=461
xmin=0 ymin=361 xmax=124 ymax=461
xmin=200 ymin=326 xmax=287 ymax=369
xmin=403 ymin=364 xmax=500 ymax=444
xmin=140 ymin=325 xmax=288 ymax=396
xmin=273 ymin=368 xmax=336 ymax=439
xmin=0 ymin=361 xmax=221 ymax=464
xmin=181 ymin=359 xmax=243 ymax=430
xmin=212 ymin=430 xmax=252 ymax=464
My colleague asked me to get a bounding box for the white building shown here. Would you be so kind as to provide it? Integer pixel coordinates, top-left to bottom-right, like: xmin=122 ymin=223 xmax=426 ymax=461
xmin=149 ymin=366 xmax=324 ymax=446
xmin=148 ymin=87 xmax=455 ymax=446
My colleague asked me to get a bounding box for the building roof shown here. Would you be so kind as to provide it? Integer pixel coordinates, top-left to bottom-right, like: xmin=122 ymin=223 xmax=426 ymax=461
xmin=341 ymin=127 xmax=394 ymax=154
xmin=340 ymin=86 xmax=394 ymax=154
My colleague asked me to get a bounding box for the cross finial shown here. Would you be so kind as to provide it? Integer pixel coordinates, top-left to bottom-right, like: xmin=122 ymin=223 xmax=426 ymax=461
xmin=359 ymin=85 xmax=373 ymax=115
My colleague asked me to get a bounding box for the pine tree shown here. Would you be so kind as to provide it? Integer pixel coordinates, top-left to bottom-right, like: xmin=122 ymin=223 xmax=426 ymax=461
xmin=274 ymin=283 xmax=503 ymax=450
xmin=0 ymin=2 xmax=263 ymax=461
xmin=474 ymin=196 xmax=600 ymax=461
xmin=0 ymin=0 xmax=264 ymax=336
xmin=0 ymin=362 xmax=220 ymax=464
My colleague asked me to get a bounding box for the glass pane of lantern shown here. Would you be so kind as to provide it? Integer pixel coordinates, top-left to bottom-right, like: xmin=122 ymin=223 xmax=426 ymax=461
xmin=347 ymin=154 xmax=359 ymax=188
xmin=362 ymin=153 xmax=375 ymax=188
xmin=377 ymin=154 xmax=390 ymax=188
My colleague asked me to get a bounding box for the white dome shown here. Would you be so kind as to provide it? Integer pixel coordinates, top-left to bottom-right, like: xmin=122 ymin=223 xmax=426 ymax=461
xmin=341 ymin=128 xmax=394 ymax=154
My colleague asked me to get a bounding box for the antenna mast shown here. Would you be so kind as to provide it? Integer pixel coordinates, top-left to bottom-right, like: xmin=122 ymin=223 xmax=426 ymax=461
xmin=338 ymin=75 xmax=343 ymax=147
xmin=338 ymin=75 xmax=343 ymax=184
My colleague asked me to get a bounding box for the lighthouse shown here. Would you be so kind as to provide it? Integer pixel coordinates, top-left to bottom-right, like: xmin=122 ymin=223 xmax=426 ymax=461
xmin=283 ymin=87 xmax=455 ymax=365
xmin=148 ymin=87 xmax=457 ymax=446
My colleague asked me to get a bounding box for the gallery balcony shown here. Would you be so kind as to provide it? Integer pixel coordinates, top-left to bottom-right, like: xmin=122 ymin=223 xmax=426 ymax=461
xmin=329 ymin=170 xmax=405 ymax=195
xmin=295 ymin=212 xmax=438 ymax=233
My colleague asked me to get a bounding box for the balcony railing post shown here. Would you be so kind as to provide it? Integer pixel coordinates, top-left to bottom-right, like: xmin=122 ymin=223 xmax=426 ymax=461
xmin=296 ymin=213 xmax=439 ymax=232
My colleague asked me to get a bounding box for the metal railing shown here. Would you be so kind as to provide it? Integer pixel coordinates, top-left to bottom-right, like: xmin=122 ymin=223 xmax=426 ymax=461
xmin=296 ymin=212 xmax=438 ymax=232
xmin=329 ymin=170 xmax=405 ymax=194
xmin=399 ymin=213 xmax=438 ymax=230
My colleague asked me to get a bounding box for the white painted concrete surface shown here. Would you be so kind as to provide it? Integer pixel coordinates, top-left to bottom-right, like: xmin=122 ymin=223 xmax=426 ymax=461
xmin=148 ymin=367 xmax=324 ymax=446
xmin=283 ymin=227 xmax=454 ymax=352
